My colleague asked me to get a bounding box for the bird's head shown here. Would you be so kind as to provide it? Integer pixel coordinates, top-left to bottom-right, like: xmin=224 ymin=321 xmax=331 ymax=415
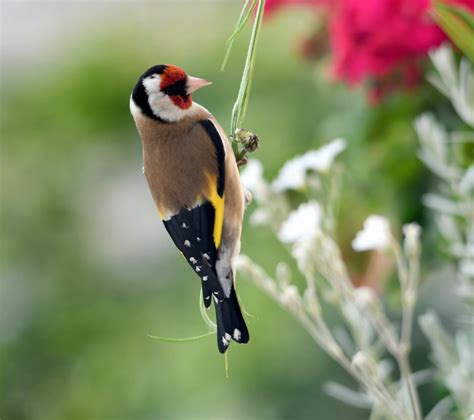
xmin=131 ymin=64 xmax=211 ymax=123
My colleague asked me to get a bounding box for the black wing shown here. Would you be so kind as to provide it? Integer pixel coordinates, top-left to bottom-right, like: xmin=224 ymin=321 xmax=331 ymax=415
xmin=163 ymin=201 xmax=224 ymax=307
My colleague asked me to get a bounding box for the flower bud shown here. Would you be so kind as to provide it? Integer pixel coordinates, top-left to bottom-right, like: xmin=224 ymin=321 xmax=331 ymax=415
xmin=403 ymin=223 xmax=421 ymax=258
xmin=279 ymin=285 xmax=302 ymax=311
xmin=304 ymin=287 xmax=321 ymax=319
xmin=354 ymin=287 xmax=378 ymax=310
xmin=276 ymin=262 xmax=291 ymax=290
xmin=351 ymin=351 xmax=378 ymax=378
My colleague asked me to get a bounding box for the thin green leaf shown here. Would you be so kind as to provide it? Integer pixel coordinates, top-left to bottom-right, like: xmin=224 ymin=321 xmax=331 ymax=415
xmin=147 ymin=331 xmax=214 ymax=342
xmin=224 ymin=351 xmax=230 ymax=378
xmin=433 ymin=1 xmax=474 ymax=61
xmin=230 ymin=0 xmax=265 ymax=152
xmin=199 ymin=289 xmax=217 ymax=330
xmin=436 ymin=1 xmax=474 ymax=29
xmin=221 ymin=0 xmax=257 ymax=71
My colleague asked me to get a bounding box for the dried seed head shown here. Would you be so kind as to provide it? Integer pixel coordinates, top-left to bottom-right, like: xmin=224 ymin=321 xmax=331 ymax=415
xmin=235 ymin=128 xmax=260 ymax=152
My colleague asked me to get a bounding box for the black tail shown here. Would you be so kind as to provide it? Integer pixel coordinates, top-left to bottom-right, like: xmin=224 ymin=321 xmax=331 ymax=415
xmin=214 ymin=287 xmax=250 ymax=353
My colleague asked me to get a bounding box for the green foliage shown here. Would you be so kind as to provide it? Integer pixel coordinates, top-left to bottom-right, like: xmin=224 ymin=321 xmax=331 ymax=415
xmin=433 ymin=1 xmax=474 ymax=62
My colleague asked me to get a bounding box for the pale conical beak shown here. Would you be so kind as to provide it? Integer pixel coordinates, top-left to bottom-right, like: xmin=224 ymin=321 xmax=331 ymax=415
xmin=186 ymin=76 xmax=212 ymax=94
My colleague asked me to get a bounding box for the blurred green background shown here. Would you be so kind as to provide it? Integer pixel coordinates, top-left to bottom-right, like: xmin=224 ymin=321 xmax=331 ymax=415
xmin=1 ymin=1 xmax=462 ymax=419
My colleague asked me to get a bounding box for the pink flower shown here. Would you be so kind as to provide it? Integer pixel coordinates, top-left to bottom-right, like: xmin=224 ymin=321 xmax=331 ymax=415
xmin=265 ymin=0 xmax=474 ymax=100
xmin=330 ymin=0 xmax=460 ymax=85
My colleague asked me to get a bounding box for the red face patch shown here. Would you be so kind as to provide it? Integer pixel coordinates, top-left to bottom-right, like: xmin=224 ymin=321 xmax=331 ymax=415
xmin=169 ymin=94 xmax=192 ymax=109
xmin=160 ymin=65 xmax=192 ymax=110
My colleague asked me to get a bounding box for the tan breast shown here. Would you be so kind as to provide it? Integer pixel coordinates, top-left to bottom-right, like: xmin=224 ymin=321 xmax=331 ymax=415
xmin=132 ymin=104 xmax=244 ymax=225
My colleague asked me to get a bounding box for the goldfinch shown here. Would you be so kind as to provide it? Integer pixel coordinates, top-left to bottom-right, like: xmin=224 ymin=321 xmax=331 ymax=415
xmin=130 ymin=64 xmax=249 ymax=353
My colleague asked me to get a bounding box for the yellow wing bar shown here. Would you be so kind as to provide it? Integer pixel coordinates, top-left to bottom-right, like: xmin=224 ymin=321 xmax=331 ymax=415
xmin=206 ymin=173 xmax=224 ymax=248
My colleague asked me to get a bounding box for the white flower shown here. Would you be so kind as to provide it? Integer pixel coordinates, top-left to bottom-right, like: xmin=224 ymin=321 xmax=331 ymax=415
xmin=272 ymin=156 xmax=308 ymax=192
xmin=240 ymin=159 xmax=267 ymax=200
xmin=272 ymin=138 xmax=346 ymax=192
xmin=278 ymin=201 xmax=322 ymax=244
xmin=351 ymin=215 xmax=391 ymax=252
xmin=301 ymin=138 xmax=347 ymax=173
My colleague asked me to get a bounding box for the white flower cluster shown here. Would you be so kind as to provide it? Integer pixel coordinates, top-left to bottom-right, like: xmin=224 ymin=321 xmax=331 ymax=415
xmin=236 ymin=44 xmax=472 ymax=420
xmin=240 ymin=138 xmax=346 ymax=232
xmin=241 ymin=138 xmax=346 ymax=196
xmin=278 ymin=201 xmax=322 ymax=244
xmin=238 ymin=133 xmax=428 ymax=419
xmin=272 ymin=138 xmax=346 ymax=192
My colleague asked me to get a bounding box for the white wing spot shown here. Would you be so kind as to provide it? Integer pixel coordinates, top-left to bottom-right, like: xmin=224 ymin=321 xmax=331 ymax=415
xmin=213 ymin=295 xmax=219 ymax=304
xmin=203 ymin=253 xmax=210 ymax=260
xmin=196 ymin=237 xmax=201 ymax=242
xmin=233 ymin=329 xmax=242 ymax=341
xmin=202 ymin=276 xmax=208 ymax=281
xmin=189 ymin=257 xmax=197 ymax=264
xmin=222 ymin=336 xmax=229 ymax=346
xmin=181 ymin=222 xmax=189 ymax=229
xmin=184 ymin=240 xmax=191 ymax=248
xmin=205 ymin=296 xmax=211 ymax=300
xmin=224 ymin=333 xmax=231 ymax=341
xmin=195 ymin=266 xmax=202 ymax=272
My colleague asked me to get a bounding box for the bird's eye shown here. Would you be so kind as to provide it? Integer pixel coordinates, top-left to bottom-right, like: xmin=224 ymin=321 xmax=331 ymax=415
xmin=162 ymin=81 xmax=187 ymax=96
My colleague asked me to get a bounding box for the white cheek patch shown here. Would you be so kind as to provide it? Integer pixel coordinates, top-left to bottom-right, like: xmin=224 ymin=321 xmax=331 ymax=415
xmin=142 ymin=77 xmax=188 ymax=123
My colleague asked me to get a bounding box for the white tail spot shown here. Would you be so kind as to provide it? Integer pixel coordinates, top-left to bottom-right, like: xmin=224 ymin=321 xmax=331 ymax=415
xmin=233 ymin=329 xmax=242 ymax=341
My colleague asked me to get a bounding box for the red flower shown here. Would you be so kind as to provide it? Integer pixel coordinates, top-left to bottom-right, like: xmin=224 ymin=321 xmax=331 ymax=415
xmin=265 ymin=0 xmax=474 ymax=100
xmin=329 ymin=0 xmax=470 ymax=85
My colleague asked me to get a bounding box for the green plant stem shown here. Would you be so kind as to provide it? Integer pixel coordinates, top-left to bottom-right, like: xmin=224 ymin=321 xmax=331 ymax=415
xmin=147 ymin=332 xmax=214 ymax=342
xmin=397 ymin=351 xmax=422 ymax=420
xmin=241 ymin=257 xmax=405 ymax=418
xmin=230 ymin=0 xmax=265 ymax=157
xmin=392 ymin=240 xmax=423 ymax=420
